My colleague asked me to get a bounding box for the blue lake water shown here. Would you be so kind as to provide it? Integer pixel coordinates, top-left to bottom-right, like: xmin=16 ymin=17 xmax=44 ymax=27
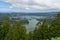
xmin=21 ymin=15 xmax=53 ymax=32
xmin=21 ymin=16 xmax=44 ymax=32
xmin=26 ymin=19 xmax=38 ymax=32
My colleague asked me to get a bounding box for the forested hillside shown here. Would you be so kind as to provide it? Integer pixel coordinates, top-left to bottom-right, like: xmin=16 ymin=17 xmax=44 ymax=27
xmin=0 ymin=12 xmax=60 ymax=40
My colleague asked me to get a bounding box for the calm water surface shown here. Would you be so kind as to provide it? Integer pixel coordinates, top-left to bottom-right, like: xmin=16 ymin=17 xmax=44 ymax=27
xmin=22 ymin=16 xmax=40 ymax=32
xmin=26 ymin=19 xmax=38 ymax=32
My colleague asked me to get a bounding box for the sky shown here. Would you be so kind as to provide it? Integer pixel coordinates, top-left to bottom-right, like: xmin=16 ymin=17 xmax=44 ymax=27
xmin=0 ymin=0 xmax=60 ymax=12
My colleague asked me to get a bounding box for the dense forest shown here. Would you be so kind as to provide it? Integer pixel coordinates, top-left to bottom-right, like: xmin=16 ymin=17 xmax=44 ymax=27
xmin=0 ymin=12 xmax=60 ymax=40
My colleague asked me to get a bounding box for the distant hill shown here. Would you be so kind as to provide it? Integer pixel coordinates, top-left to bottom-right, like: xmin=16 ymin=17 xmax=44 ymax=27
xmin=9 ymin=12 xmax=57 ymax=16
xmin=0 ymin=12 xmax=58 ymax=21
xmin=0 ymin=12 xmax=58 ymax=17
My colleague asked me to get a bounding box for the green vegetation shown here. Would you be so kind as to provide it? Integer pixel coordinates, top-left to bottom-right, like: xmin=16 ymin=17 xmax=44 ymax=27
xmin=0 ymin=12 xmax=60 ymax=40
xmin=52 ymin=37 xmax=60 ymax=40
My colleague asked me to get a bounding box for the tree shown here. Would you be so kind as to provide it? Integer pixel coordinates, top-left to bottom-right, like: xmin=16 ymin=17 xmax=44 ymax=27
xmin=0 ymin=22 xmax=4 ymax=40
xmin=33 ymin=27 xmax=39 ymax=40
xmin=4 ymin=22 xmax=26 ymax=40
xmin=33 ymin=19 xmax=48 ymax=40
xmin=0 ymin=16 xmax=10 ymax=40
xmin=49 ymin=13 xmax=60 ymax=39
xmin=28 ymin=31 xmax=33 ymax=40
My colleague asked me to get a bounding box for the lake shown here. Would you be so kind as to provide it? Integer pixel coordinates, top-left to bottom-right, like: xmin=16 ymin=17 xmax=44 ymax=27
xmin=21 ymin=16 xmax=45 ymax=32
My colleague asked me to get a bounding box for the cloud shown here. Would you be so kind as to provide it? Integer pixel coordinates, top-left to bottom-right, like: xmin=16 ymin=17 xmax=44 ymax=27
xmin=4 ymin=0 xmax=60 ymax=10
xmin=0 ymin=1 xmax=11 ymax=8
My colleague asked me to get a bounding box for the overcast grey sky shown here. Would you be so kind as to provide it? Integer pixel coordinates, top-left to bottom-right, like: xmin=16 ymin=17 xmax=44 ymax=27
xmin=0 ymin=0 xmax=60 ymax=12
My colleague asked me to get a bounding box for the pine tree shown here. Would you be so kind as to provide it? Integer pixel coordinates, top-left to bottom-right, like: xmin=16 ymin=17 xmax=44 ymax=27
xmin=28 ymin=31 xmax=33 ymax=40
xmin=2 ymin=16 xmax=10 ymax=40
xmin=49 ymin=13 xmax=60 ymax=39
xmin=4 ymin=22 xmax=26 ymax=40
xmin=33 ymin=19 xmax=48 ymax=40
xmin=0 ymin=22 xmax=4 ymax=40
